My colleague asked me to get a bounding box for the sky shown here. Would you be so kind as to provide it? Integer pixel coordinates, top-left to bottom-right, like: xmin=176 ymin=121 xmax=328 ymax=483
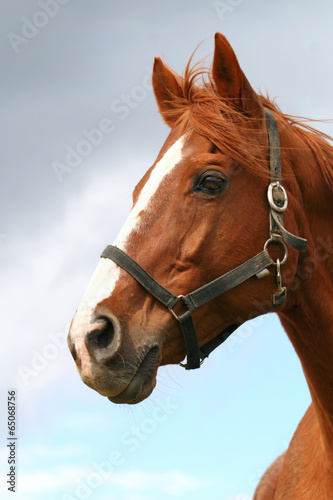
xmin=1 ymin=1 xmax=333 ymax=499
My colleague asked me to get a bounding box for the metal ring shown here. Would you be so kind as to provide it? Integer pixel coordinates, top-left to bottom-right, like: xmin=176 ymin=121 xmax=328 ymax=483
xmin=267 ymin=182 xmax=288 ymax=213
xmin=168 ymin=308 xmax=180 ymax=322
xmin=168 ymin=295 xmax=185 ymax=322
xmin=263 ymin=237 xmax=288 ymax=266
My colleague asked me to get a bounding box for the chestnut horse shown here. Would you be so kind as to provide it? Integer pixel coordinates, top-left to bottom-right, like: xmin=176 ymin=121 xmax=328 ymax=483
xmin=68 ymin=33 xmax=333 ymax=498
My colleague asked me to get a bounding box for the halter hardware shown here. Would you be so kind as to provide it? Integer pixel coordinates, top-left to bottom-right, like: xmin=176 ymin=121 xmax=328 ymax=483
xmin=100 ymin=109 xmax=307 ymax=370
xmin=267 ymin=181 xmax=288 ymax=213
xmin=168 ymin=295 xmax=187 ymax=321
xmin=272 ymin=258 xmax=287 ymax=307
xmin=263 ymin=237 xmax=288 ymax=266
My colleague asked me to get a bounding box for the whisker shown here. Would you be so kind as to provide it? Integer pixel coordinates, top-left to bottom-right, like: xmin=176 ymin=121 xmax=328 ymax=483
xmin=117 ymin=351 xmax=126 ymax=369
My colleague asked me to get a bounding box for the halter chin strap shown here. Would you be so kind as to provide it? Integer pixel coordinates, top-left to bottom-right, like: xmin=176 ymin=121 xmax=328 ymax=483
xmin=100 ymin=108 xmax=307 ymax=370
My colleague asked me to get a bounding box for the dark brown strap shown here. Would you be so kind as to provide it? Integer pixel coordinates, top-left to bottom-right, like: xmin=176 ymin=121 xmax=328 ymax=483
xmin=101 ymin=245 xmax=272 ymax=369
xmin=101 ymin=245 xmax=179 ymax=309
xmin=265 ymin=108 xmax=285 ymax=241
xmin=178 ymin=311 xmax=201 ymax=369
xmin=199 ymin=324 xmax=239 ymax=359
xmin=101 ymin=245 xmax=200 ymax=369
xmin=265 ymin=108 xmax=307 ymax=253
xmin=265 ymin=108 xmax=282 ymax=181
xmin=271 ymin=212 xmax=307 ymax=252
xmin=182 ymin=250 xmax=272 ymax=311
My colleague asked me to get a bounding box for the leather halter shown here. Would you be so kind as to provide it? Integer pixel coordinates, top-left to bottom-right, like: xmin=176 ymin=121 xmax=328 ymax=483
xmin=101 ymin=109 xmax=307 ymax=370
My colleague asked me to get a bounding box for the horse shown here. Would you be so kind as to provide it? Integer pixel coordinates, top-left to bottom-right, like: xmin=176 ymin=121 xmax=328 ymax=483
xmin=68 ymin=33 xmax=333 ymax=498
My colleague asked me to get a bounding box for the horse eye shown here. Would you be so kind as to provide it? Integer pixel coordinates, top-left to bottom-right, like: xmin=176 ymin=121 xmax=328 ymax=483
xmin=194 ymin=172 xmax=227 ymax=194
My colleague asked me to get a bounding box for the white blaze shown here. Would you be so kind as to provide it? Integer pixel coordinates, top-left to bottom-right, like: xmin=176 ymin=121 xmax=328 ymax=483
xmin=70 ymin=134 xmax=186 ymax=366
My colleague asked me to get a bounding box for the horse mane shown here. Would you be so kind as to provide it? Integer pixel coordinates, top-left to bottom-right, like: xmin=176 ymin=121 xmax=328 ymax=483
xmin=261 ymin=97 xmax=333 ymax=190
xmin=160 ymin=55 xmax=333 ymax=190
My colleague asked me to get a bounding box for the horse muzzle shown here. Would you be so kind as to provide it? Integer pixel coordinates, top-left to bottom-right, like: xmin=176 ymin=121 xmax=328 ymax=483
xmin=68 ymin=315 xmax=161 ymax=404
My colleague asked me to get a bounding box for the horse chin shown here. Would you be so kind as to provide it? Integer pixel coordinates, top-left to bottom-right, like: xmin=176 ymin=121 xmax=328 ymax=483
xmin=107 ymin=345 xmax=159 ymax=405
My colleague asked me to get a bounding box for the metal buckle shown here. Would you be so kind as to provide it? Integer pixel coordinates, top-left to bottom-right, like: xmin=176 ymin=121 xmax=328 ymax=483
xmin=168 ymin=296 xmax=205 ymax=368
xmin=179 ymin=358 xmax=205 ymax=368
xmin=267 ymin=182 xmax=288 ymax=213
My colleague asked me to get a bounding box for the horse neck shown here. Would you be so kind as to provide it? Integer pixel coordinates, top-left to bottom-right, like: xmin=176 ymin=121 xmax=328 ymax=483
xmin=278 ymin=119 xmax=333 ymax=458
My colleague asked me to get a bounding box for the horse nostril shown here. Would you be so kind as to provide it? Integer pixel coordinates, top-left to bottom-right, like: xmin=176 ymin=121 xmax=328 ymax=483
xmin=85 ymin=318 xmax=115 ymax=352
xmin=95 ymin=319 xmax=115 ymax=349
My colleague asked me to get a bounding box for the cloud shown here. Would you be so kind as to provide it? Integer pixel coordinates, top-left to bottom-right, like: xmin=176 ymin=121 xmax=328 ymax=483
xmin=0 ymin=163 xmax=144 ymax=391
xmin=12 ymin=465 xmax=85 ymax=494
xmin=13 ymin=466 xmax=216 ymax=497
xmin=18 ymin=443 xmax=90 ymax=461
xmin=104 ymin=469 xmax=213 ymax=495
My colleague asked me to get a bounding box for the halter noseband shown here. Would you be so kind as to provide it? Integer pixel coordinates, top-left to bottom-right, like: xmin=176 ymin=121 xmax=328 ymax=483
xmin=100 ymin=109 xmax=307 ymax=370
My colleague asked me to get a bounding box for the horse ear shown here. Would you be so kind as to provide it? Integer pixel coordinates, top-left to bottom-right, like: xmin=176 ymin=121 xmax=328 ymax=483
xmin=212 ymin=33 xmax=263 ymax=119
xmin=152 ymin=57 xmax=183 ymax=127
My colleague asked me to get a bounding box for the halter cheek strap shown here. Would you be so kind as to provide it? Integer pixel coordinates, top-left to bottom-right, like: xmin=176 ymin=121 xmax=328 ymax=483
xmin=100 ymin=108 xmax=307 ymax=370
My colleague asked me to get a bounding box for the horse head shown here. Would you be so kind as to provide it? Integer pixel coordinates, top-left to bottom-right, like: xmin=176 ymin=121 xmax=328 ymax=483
xmin=68 ymin=34 xmax=304 ymax=404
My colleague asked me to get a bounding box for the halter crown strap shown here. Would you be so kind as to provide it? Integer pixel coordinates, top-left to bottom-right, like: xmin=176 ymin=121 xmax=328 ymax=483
xmin=264 ymin=109 xmax=307 ymax=253
xmin=100 ymin=108 xmax=307 ymax=370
